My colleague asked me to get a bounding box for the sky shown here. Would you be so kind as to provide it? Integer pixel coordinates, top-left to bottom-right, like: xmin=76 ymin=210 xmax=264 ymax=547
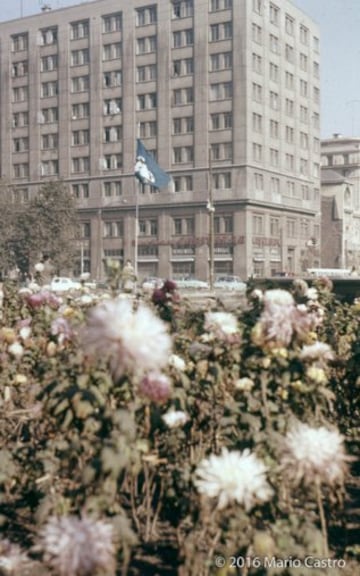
xmin=1 ymin=0 xmax=360 ymax=139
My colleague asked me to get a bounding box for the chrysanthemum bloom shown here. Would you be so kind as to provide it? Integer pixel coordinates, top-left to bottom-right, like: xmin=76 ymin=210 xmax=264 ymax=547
xmin=299 ymin=342 xmax=334 ymax=364
xmin=235 ymin=377 xmax=254 ymax=392
xmin=51 ymin=317 xmax=73 ymax=344
xmin=194 ymin=448 xmax=273 ymax=511
xmin=0 ymin=538 xmax=31 ymax=574
xmin=281 ymin=423 xmax=348 ymax=487
xmin=168 ymin=354 xmax=186 ymax=371
xmin=138 ymin=372 xmax=172 ymax=404
xmin=162 ymin=410 xmax=189 ymax=428
xmin=8 ymin=341 xmax=24 ymax=360
xmin=81 ymin=299 xmax=172 ymax=379
xmin=204 ymin=311 xmax=239 ymax=340
xmin=39 ymin=515 xmax=116 ymax=576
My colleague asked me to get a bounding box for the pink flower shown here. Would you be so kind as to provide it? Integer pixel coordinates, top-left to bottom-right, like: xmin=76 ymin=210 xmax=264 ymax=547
xmin=138 ymin=372 xmax=172 ymax=404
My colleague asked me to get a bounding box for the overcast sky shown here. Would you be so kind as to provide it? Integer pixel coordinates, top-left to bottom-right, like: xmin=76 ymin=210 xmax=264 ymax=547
xmin=1 ymin=0 xmax=360 ymax=139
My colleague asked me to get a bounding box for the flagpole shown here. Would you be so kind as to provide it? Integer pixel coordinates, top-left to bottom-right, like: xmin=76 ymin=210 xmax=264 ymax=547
xmin=134 ymin=180 xmax=139 ymax=277
xmin=208 ymin=148 xmax=215 ymax=291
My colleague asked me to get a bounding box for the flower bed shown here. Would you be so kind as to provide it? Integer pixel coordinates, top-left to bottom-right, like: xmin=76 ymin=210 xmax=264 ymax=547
xmin=0 ymin=277 xmax=359 ymax=575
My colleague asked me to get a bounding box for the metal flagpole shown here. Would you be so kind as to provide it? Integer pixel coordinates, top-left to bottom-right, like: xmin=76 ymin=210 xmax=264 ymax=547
xmin=207 ymin=148 xmax=215 ymax=291
xmin=134 ymin=181 xmax=140 ymax=277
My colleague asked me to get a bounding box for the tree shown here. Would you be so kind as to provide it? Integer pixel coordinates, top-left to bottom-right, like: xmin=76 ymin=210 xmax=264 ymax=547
xmin=0 ymin=180 xmax=79 ymax=277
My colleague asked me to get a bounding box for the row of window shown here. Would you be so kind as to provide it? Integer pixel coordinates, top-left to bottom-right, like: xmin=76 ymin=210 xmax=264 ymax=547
xmin=252 ymin=145 xmax=320 ymax=175
xmin=252 ymin=213 xmax=319 ymax=241
xmin=253 ymin=55 xmax=320 ymax=80
xmin=252 ymin=115 xmax=320 ymax=148
xmin=252 ymin=0 xmax=319 ymax=51
xmin=253 ymin=172 xmax=320 ymax=202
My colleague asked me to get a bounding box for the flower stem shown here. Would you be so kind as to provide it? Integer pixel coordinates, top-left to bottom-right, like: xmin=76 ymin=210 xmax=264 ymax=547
xmin=315 ymin=477 xmax=329 ymax=556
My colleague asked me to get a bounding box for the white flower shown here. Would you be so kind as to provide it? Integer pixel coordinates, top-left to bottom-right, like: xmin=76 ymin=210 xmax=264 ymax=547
xmin=194 ymin=448 xmax=273 ymax=511
xmin=19 ymin=326 xmax=32 ymax=340
xmin=162 ymin=410 xmax=189 ymax=428
xmin=204 ymin=312 xmax=239 ymax=336
xmin=81 ymin=299 xmax=172 ymax=379
xmin=281 ymin=423 xmax=348 ymax=487
xmin=299 ymin=342 xmax=334 ymax=363
xmin=0 ymin=539 xmax=31 ymax=574
xmin=8 ymin=341 xmax=24 ymax=359
xmin=34 ymin=262 xmax=44 ymax=273
xmin=168 ymin=354 xmax=186 ymax=371
xmin=306 ymin=287 xmax=319 ymax=301
xmin=39 ymin=515 xmax=115 ymax=576
xmin=235 ymin=377 xmax=254 ymax=392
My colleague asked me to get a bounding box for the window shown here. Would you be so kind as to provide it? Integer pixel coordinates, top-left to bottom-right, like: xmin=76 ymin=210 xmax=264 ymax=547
xmin=269 ymin=91 xmax=279 ymax=110
xmin=270 ymin=177 xmax=280 ymax=194
xmin=13 ymin=188 xmax=29 ymax=203
xmin=139 ymin=121 xmax=157 ymax=138
xmin=213 ymin=172 xmax=231 ymax=189
xmin=11 ymin=61 xmax=28 ymax=77
xmin=104 ymin=221 xmax=123 ymax=237
xmin=80 ymin=222 xmax=91 ymax=238
xmin=285 ymin=98 xmax=294 ymax=117
xmin=136 ymin=35 xmax=156 ymax=54
xmin=13 ymin=163 xmax=29 ymax=178
xmin=71 ymin=157 xmax=89 ymax=174
xmin=287 ymin=181 xmax=295 ymax=197
xmin=13 ymin=137 xmax=29 ymax=152
xmin=103 ymin=70 xmax=122 ymax=87
xmin=103 ymin=98 xmax=122 ymax=115
xmin=270 ymin=119 xmax=279 ymax=138
xmin=12 ymin=86 xmax=28 ymax=102
xmin=253 ymin=214 xmax=264 ymax=235
xmin=40 ymin=54 xmax=58 ymax=72
xmin=254 ymin=172 xmax=264 ymax=190
xmin=313 ymin=61 xmax=320 ymax=78
xmin=252 ymin=53 xmax=262 ymax=74
xmin=136 ymin=6 xmax=157 ymax=26
xmin=211 ymin=142 xmax=232 ymax=161
xmin=103 ymin=154 xmax=122 ymax=170
xmin=300 ymin=25 xmax=309 ymax=45
xmin=172 ymin=29 xmax=193 ymax=47
xmin=72 ymin=130 xmax=90 ymax=146
xmin=270 ymin=217 xmax=280 ymax=236
xmin=172 ymin=87 xmax=193 ymax=106
xmin=269 ymin=3 xmax=279 ymax=25
xmin=72 ymin=183 xmax=89 ymax=198
xmin=172 ymin=146 xmax=194 ymax=163
xmin=72 ymin=102 xmax=90 ymax=119
xmin=300 ymin=53 xmax=308 ymax=71
xmin=13 ymin=111 xmax=29 ymax=127
xmin=12 ymin=33 xmax=28 ymax=52
xmin=313 ymin=86 xmax=320 ymax=104
xmin=301 ymin=184 xmax=310 ymax=200
xmin=172 ymin=0 xmax=194 ymax=18
xmin=252 ymin=112 xmax=262 ymax=133
xmin=41 ymin=133 xmax=58 ymax=149
xmin=137 ymin=92 xmax=157 ymax=110
xmin=71 ymin=49 xmax=90 ymax=66
xmin=173 ymin=176 xmax=193 ymax=192
xmin=252 ymin=23 xmax=262 ymax=44
xmin=270 ymin=148 xmax=279 ymax=167
xmin=41 ymin=81 xmax=58 ymax=98
xmin=269 ymin=62 xmax=278 ymax=82
xmin=39 ymin=27 xmax=58 ymax=45
xmin=285 ymin=15 xmax=294 ymax=35
xmin=71 ymin=75 xmax=89 ymax=93
xmin=103 ymin=42 xmax=122 ymax=61
xmin=70 ymin=20 xmax=89 ymax=40
xmin=137 ymin=64 xmax=157 ymax=82
xmin=300 ymin=79 xmax=308 ymax=97
xmin=252 ymin=0 xmax=262 ymax=14
xmin=210 ymin=82 xmax=232 ymax=100
xmin=285 ymin=71 xmax=294 ymax=90
xmin=287 ymin=218 xmax=296 ymax=237
xmin=313 ymin=36 xmax=320 ymax=53
xmin=210 ymin=0 xmax=232 ymax=11
xmin=252 ymin=82 xmax=262 ymax=102
xmin=173 ymin=58 xmax=193 ymax=76
xmin=285 ymin=153 xmax=294 ymax=171
xmin=102 ymin=13 xmax=122 ymax=33
xmin=139 ymin=219 xmax=157 ymax=236
xmin=300 ymin=105 xmax=308 ymax=123
xmin=253 ymin=143 xmax=262 ymax=162
xmin=285 ymin=125 xmax=294 ymax=143
xmin=269 ymin=34 xmax=279 ymax=54
xmin=285 ymin=44 xmax=294 ymax=64
xmin=172 ymin=116 xmax=193 ymax=134
xmin=40 ymin=108 xmax=58 ymax=124
xmin=40 ymin=160 xmax=59 ymax=176
xmin=300 ymin=132 xmax=309 ymax=150
xmin=103 ymin=181 xmax=122 ymax=197
xmin=210 ymin=22 xmax=232 ymax=41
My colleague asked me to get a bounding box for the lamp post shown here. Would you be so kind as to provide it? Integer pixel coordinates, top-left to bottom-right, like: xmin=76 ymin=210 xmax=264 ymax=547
xmin=207 ymin=149 xmax=215 ymax=291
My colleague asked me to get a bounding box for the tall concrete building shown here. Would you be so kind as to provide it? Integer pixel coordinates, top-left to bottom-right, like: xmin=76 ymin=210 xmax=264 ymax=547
xmin=321 ymin=135 xmax=360 ymax=270
xmin=0 ymin=0 xmax=321 ymax=280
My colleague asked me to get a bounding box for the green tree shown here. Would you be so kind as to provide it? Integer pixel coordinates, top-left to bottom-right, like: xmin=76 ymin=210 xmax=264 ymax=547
xmin=0 ymin=181 xmax=79 ymax=277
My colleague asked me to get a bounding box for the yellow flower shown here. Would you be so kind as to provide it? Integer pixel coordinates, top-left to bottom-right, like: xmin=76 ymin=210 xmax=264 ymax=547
xmin=306 ymin=365 xmax=327 ymax=384
xmin=262 ymin=357 xmax=271 ymax=369
xmin=46 ymin=341 xmax=57 ymax=357
xmin=271 ymin=347 xmax=288 ymax=359
xmin=62 ymin=307 xmax=75 ymax=318
xmin=14 ymin=373 xmax=28 ymax=385
xmin=251 ymin=323 xmax=264 ymax=346
xmin=1 ymin=327 xmax=16 ymax=344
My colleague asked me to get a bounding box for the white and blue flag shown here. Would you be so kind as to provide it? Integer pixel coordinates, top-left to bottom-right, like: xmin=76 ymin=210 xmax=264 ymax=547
xmin=134 ymin=139 xmax=171 ymax=189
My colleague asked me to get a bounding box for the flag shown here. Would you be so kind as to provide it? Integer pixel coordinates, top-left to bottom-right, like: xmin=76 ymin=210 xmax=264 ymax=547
xmin=134 ymin=139 xmax=171 ymax=189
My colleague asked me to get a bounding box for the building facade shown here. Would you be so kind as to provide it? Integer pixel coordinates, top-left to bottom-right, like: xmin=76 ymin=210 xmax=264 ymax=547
xmin=321 ymin=135 xmax=360 ymax=270
xmin=0 ymin=0 xmax=321 ymax=280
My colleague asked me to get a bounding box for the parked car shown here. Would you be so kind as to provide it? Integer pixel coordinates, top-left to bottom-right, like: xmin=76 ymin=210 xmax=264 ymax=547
xmin=175 ymin=276 xmax=209 ymax=289
xmin=214 ymin=276 xmax=247 ymax=292
xmin=141 ymin=277 xmax=164 ymax=290
xmin=49 ymin=277 xmax=82 ymax=292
